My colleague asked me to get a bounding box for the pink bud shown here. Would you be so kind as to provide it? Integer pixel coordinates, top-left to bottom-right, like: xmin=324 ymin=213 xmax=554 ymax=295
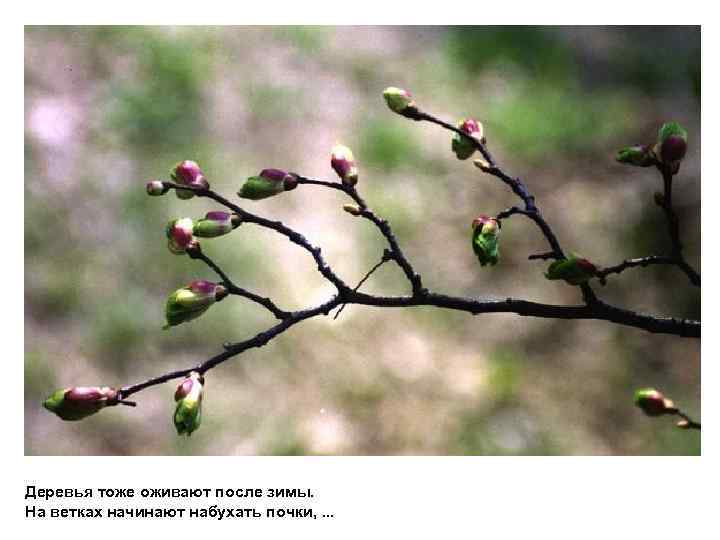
xmin=172 ymin=160 xmax=210 ymax=199
xmin=472 ymin=214 xmax=497 ymax=231
xmin=331 ymin=145 xmax=359 ymax=186
xmin=173 ymin=160 xmax=203 ymax=184
xmin=166 ymin=218 xmax=196 ymax=255
xmin=146 ymin=180 xmax=167 ymax=196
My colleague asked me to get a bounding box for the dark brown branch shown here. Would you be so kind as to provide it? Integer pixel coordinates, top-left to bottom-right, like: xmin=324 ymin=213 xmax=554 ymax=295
xmin=673 ymin=408 xmax=701 ymax=430
xmin=119 ymin=296 xmax=342 ymax=399
xmin=165 ymin=182 xmax=351 ymax=293
xmin=597 ymin=255 xmax=677 ymax=283
xmin=118 ymin=284 xmax=700 ymax=401
xmin=528 ymin=251 xmax=557 ymax=261
xmin=654 ymin=167 xmax=701 ymax=287
xmin=345 ymin=291 xmax=699 ymax=337
xmin=295 ymin=176 xmax=425 ymax=296
xmin=188 ymin=247 xmax=291 ymax=320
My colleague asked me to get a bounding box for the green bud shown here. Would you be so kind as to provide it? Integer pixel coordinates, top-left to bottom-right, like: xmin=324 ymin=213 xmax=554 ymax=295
xmin=164 ymin=280 xmax=228 ymax=329
xmin=545 ymin=253 xmax=597 ymax=285
xmin=634 ymin=388 xmax=675 ymax=417
xmin=238 ymin=169 xmax=298 ymax=201
xmin=193 ymin=211 xmax=239 ymax=238
xmin=615 ymin=144 xmax=656 ymax=167
xmin=173 ymin=372 xmax=204 ymax=436
xmin=471 ymin=215 xmax=500 ymax=266
xmin=43 ymin=386 xmax=119 ymax=421
xmin=383 ymin=86 xmax=416 ymax=115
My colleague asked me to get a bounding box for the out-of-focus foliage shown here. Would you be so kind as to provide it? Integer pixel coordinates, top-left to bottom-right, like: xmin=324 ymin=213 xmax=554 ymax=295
xmin=25 ymin=26 xmax=700 ymax=455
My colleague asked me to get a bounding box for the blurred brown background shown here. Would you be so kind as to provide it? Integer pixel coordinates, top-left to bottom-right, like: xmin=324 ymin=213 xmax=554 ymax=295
xmin=25 ymin=26 xmax=700 ymax=455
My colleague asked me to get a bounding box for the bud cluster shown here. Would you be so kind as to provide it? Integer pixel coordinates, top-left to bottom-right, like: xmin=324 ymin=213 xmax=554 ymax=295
xmin=165 ymin=212 xmax=240 ymax=256
xmin=615 ymin=122 xmax=688 ymax=174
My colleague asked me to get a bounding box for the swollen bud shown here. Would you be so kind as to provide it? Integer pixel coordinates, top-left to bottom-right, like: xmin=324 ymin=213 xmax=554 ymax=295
xmin=383 ymin=87 xmax=417 ymax=116
xmin=656 ymin=122 xmax=688 ymax=166
xmin=193 ymin=211 xmax=240 ymax=238
xmin=473 ymin=158 xmax=492 ymax=173
xmin=545 ymin=253 xmax=597 ymax=285
xmin=331 ymin=144 xmax=359 ymax=186
xmin=164 ymin=280 xmax=228 ymax=329
xmin=451 ymin=119 xmax=484 ymax=160
xmin=471 ymin=215 xmax=500 ymax=267
xmin=634 ymin=388 xmax=676 ymax=417
xmin=146 ymin=180 xmax=168 ymax=196
xmin=343 ymin=204 xmax=362 ymax=216
xmin=238 ymin=169 xmax=298 ymax=201
xmin=174 ymin=372 xmax=204 ymax=436
xmin=615 ymin=144 xmax=656 ymax=167
xmin=166 ymin=218 xmax=197 ymax=255
xmin=171 ymin=160 xmax=210 ymax=200
xmin=43 ymin=386 xmax=119 ymax=421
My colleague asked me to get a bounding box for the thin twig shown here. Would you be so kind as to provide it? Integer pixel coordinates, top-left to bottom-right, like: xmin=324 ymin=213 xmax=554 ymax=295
xmin=188 ymin=247 xmax=291 ymax=320
xmin=333 ymin=252 xmax=392 ymax=320
xmin=654 ymin=167 xmax=701 ymax=287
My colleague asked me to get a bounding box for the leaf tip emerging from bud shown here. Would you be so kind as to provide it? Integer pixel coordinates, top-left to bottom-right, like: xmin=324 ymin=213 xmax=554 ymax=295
xmin=174 ymin=372 xmax=204 ymax=436
xmin=615 ymin=144 xmax=656 ymax=167
xmin=471 ymin=215 xmax=500 ymax=266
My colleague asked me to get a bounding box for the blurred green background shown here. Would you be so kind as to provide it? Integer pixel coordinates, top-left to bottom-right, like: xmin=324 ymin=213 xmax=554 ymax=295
xmin=25 ymin=26 xmax=700 ymax=455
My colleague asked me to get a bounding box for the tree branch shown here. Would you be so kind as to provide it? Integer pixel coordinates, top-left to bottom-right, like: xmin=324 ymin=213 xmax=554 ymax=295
xmin=654 ymin=166 xmax=701 ymax=287
xmin=119 ymin=108 xmax=699 ymax=413
xmin=187 ymin=247 xmax=291 ymax=320
xmin=597 ymin=255 xmax=678 ymax=284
